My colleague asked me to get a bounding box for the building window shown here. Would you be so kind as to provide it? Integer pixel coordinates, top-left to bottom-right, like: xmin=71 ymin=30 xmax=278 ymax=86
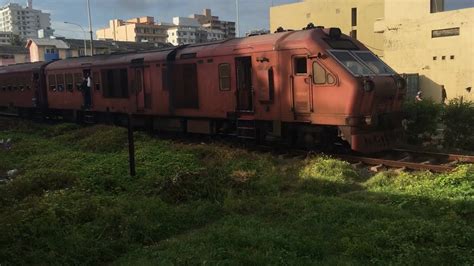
xmin=218 ymin=63 xmax=231 ymax=91
xmin=351 ymin=7 xmax=357 ymax=27
xmin=433 ymin=56 xmax=437 ymax=60
xmin=432 ymin=27 xmax=460 ymax=38
xmin=430 ymin=0 xmax=445 ymax=13
xmin=450 ymin=55 xmax=455 ymax=60
xmin=350 ymin=30 xmax=357 ymax=39
xmin=442 ymin=56 xmax=446 ymax=60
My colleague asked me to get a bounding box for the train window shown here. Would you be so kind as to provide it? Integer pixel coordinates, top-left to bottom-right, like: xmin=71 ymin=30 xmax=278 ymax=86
xmin=56 ymin=74 xmax=65 ymax=92
xmin=329 ymin=50 xmax=373 ymax=76
xmin=134 ymin=69 xmax=143 ymax=92
xmin=352 ymin=51 xmax=396 ymax=75
xmin=327 ymin=74 xmax=335 ymax=84
xmin=93 ymin=72 xmax=100 ymax=90
xmin=74 ymin=73 xmax=83 ymax=91
xmin=101 ymin=69 xmax=129 ymax=98
xmin=8 ymin=86 xmax=12 ymax=91
xmin=65 ymin=73 xmax=74 ymax=92
xmin=162 ymin=68 xmax=168 ymax=91
xmin=268 ymin=67 xmax=275 ymax=101
xmin=48 ymin=75 xmax=56 ymax=91
xmin=19 ymin=85 xmax=24 ymax=92
xmin=218 ymin=63 xmax=231 ymax=91
xmin=324 ymin=39 xmax=359 ymax=50
xmin=294 ymin=57 xmax=307 ymax=74
xmin=312 ymin=61 xmax=327 ymax=84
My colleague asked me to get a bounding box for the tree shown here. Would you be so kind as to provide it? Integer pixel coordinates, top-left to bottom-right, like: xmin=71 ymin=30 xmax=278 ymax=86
xmin=9 ymin=34 xmax=25 ymax=46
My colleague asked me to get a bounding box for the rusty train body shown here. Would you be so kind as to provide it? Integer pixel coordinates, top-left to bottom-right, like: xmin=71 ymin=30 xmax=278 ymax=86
xmin=0 ymin=28 xmax=406 ymax=153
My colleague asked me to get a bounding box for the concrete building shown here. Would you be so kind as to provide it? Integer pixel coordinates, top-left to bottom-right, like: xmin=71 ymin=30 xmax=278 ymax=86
xmin=26 ymin=38 xmax=169 ymax=62
xmin=270 ymin=0 xmax=384 ymax=57
xmin=190 ymin=9 xmax=236 ymax=39
xmin=379 ymin=0 xmax=473 ymax=102
xmin=0 ymin=31 xmax=13 ymax=45
xmin=167 ymin=16 xmax=225 ymax=46
xmin=0 ymin=1 xmax=51 ymax=39
xmin=0 ymin=45 xmax=29 ymax=66
xmin=270 ymin=0 xmax=473 ymax=101
xmin=96 ymin=16 xmax=170 ymax=44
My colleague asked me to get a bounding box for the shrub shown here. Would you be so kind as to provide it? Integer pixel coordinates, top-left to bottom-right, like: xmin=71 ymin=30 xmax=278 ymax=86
xmin=442 ymin=98 xmax=474 ymax=150
xmin=402 ymin=100 xmax=443 ymax=145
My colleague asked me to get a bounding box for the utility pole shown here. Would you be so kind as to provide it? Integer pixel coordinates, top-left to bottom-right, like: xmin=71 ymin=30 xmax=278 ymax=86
xmin=87 ymin=0 xmax=94 ymax=56
xmin=64 ymin=22 xmax=87 ymax=56
xmin=127 ymin=113 xmax=136 ymax=177
xmin=235 ymin=0 xmax=240 ymax=37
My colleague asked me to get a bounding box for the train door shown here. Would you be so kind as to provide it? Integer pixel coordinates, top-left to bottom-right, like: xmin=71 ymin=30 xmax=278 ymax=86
xmin=82 ymin=69 xmax=92 ymax=108
xmin=291 ymin=56 xmax=312 ymax=114
xmin=235 ymin=56 xmax=253 ymax=112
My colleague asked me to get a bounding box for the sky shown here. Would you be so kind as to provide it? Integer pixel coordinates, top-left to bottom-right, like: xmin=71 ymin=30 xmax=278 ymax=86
xmin=1 ymin=0 xmax=473 ymax=39
xmin=1 ymin=0 xmax=298 ymax=39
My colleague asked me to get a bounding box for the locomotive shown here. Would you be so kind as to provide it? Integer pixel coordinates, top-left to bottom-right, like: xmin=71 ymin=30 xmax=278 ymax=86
xmin=0 ymin=27 xmax=406 ymax=153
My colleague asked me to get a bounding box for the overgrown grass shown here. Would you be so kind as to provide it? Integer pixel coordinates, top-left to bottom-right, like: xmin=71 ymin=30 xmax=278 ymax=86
xmin=0 ymin=117 xmax=473 ymax=265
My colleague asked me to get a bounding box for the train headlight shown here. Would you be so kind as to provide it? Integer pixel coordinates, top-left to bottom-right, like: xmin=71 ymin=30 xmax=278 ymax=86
xmin=363 ymin=79 xmax=375 ymax=92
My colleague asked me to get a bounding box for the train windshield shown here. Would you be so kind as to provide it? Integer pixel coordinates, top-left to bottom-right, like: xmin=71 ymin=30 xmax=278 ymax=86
xmin=352 ymin=51 xmax=396 ymax=75
xmin=329 ymin=50 xmax=373 ymax=76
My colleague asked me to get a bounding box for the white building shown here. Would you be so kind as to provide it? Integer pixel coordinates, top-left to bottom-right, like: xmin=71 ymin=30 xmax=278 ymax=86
xmin=0 ymin=1 xmax=51 ymax=39
xmin=167 ymin=16 xmax=225 ymax=46
xmin=0 ymin=31 xmax=13 ymax=45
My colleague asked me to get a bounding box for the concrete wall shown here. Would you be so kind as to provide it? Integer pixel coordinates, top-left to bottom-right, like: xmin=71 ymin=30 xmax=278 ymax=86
xmin=97 ymin=21 xmax=138 ymax=42
xmin=270 ymin=0 xmax=385 ymax=57
xmin=382 ymin=1 xmax=473 ymax=101
xmin=28 ymin=42 xmax=41 ymax=62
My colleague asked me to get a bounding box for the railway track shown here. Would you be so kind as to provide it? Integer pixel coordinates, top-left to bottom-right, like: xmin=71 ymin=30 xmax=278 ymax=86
xmin=1 ymin=114 xmax=473 ymax=173
xmin=334 ymin=149 xmax=474 ymax=173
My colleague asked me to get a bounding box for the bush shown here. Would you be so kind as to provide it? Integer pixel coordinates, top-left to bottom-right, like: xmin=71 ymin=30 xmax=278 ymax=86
xmin=402 ymin=100 xmax=443 ymax=145
xmin=442 ymin=98 xmax=474 ymax=150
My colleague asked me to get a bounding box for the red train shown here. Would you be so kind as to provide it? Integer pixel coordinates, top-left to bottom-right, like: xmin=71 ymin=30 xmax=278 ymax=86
xmin=0 ymin=27 xmax=406 ymax=153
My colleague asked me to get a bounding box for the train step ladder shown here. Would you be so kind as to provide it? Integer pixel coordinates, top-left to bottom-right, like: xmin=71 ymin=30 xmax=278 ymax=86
xmin=236 ymin=119 xmax=257 ymax=140
xmin=83 ymin=111 xmax=95 ymax=125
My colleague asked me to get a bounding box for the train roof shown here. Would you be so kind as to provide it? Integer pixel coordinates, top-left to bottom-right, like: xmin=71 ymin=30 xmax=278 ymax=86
xmin=0 ymin=61 xmax=47 ymax=74
xmin=46 ymin=28 xmax=354 ymax=71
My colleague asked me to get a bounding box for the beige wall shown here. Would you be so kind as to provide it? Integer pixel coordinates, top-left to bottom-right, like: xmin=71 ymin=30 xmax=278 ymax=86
xmin=29 ymin=42 xmax=42 ymax=62
xmin=97 ymin=21 xmax=138 ymax=42
xmin=270 ymin=0 xmax=473 ymax=102
xmin=382 ymin=1 xmax=473 ymax=101
xmin=270 ymin=0 xmax=385 ymax=56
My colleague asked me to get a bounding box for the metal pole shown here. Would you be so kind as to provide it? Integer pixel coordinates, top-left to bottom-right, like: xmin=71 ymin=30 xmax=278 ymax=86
xmin=87 ymin=0 xmax=94 ymax=56
xmin=235 ymin=0 xmax=240 ymax=37
xmin=128 ymin=114 xmax=136 ymax=177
